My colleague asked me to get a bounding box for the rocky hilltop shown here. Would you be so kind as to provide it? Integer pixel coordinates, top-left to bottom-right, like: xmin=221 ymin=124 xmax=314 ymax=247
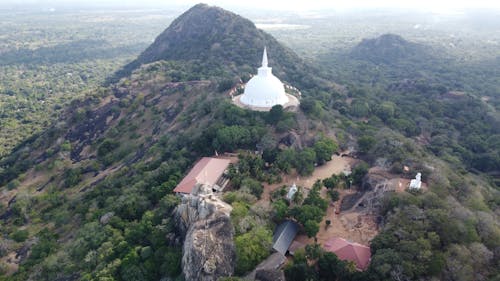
xmin=175 ymin=184 xmax=235 ymax=281
xmin=112 ymin=3 xmax=324 ymax=91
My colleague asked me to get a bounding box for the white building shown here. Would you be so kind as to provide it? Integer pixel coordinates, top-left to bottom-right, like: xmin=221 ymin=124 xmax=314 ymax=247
xmin=409 ymin=173 xmax=422 ymax=189
xmin=239 ymin=47 xmax=289 ymax=108
xmin=287 ymin=183 xmax=298 ymax=200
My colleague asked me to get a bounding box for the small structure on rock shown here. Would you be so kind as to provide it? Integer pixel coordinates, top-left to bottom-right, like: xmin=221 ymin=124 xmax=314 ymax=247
xmin=173 ymin=157 xmax=231 ymax=194
xmin=323 ymin=237 xmax=371 ymax=271
xmin=272 ymin=220 xmax=299 ymax=255
xmin=409 ymin=172 xmax=422 ymax=190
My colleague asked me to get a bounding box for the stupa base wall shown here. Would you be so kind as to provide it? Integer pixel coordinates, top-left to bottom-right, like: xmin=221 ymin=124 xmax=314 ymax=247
xmin=232 ymin=94 xmax=300 ymax=112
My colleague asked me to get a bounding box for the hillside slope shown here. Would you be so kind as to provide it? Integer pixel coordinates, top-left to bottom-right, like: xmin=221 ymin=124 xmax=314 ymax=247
xmin=0 ymin=4 xmax=326 ymax=280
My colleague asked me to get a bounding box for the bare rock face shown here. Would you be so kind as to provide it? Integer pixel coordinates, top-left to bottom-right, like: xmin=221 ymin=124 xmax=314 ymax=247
xmin=174 ymin=184 xmax=235 ymax=281
xmin=182 ymin=214 xmax=235 ymax=281
xmin=99 ymin=212 xmax=114 ymax=225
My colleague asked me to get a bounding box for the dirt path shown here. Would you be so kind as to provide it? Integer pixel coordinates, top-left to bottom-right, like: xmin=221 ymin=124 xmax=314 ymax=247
xmin=316 ymin=190 xmax=379 ymax=246
xmin=260 ymin=155 xmax=355 ymax=204
xmin=0 ymin=252 xmax=20 ymax=276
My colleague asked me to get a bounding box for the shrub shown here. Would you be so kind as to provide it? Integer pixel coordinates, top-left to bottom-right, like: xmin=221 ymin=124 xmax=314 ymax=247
xmin=240 ymin=178 xmax=263 ymax=199
xmin=7 ymin=179 xmax=21 ymax=190
xmin=97 ymin=139 xmax=120 ymax=157
xmin=10 ymin=229 xmax=29 ymax=242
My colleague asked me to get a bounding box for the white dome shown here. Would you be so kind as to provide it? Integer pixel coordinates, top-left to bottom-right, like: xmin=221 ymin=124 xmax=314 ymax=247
xmin=240 ymin=48 xmax=288 ymax=108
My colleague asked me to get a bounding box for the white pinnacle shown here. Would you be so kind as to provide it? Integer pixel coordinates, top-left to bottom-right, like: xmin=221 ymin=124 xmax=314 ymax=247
xmin=262 ymin=47 xmax=268 ymax=67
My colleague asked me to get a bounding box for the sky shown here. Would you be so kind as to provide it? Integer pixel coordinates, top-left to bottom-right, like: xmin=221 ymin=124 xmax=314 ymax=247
xmin=3 ymin=0 xmax=500 ymax=12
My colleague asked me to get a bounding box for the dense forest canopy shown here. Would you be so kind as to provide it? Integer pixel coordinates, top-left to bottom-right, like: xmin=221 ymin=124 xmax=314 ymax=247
xmin=0 ymin=8 xmax=174 ymax=157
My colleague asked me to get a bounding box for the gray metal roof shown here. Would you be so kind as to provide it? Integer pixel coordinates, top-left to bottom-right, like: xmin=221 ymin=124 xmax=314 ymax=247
xmin=272 ymin=220 xmax=299 ymax=255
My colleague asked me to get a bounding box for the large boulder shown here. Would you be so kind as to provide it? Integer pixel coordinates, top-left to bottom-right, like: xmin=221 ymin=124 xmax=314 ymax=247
xmin=182 ymin=214 xmax=235 ymax=281
xmin=174 ymin=184 xmax=235 ymax=281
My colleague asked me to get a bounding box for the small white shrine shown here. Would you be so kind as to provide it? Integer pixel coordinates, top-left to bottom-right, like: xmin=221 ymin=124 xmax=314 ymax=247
xmin=409 ymin=173 xmax=422 ymax=189
xmin=287 ymin=183 xmax=298 ymax=200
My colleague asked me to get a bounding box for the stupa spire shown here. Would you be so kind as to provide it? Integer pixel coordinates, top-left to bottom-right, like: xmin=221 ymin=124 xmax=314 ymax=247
xmin=262 ymin=47 xmax=268 ymax=67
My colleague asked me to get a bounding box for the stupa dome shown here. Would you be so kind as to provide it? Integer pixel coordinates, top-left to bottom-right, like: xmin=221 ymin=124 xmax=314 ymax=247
xmin=240 ymin=48 xmax=289 ymax=107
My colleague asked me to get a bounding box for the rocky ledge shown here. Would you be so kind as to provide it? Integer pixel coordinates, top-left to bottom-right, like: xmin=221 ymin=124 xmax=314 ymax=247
xmin=174 ymin=184 xmax=235 ymax=281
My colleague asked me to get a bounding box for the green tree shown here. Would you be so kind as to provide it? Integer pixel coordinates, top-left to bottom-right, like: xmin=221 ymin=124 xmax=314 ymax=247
xmin=292 ymin=186 xmax=304 ymax=205
xmin=303 ymin=182 xmax=328 ymax=211
xmin=285 ymin=262 xmax=316 ymax=281
xmin=163 ymin=248 xmax=182 ymax=277
xmin=300 ymin=98 xmax=323 ymax=117
xmin=351 ymin=162 xmax=369 ymax=186
xmin=63 ymin=168 xmax=82 ymax=188
xmin=304 ymin=220 xmax=320 ymax=238
xmin=120 ymin=249 xmax=145 ymax=281
xmin=358 ymin=135 xmax=376 ymax=154
xmin=313 ymin=137 xmax=338 ymax=164
xmin=267 ymin=104 xmax=284 ymax=124
xmin=296 ymin=148 xmax=316 ymax=176
xmin=323 ymin=175 xmax=339 ymax=189
xmin=235 ymin=226 xmax=272 ymax=274
xmin=291 ymin=205 xmax=324 ymax=225
xmin=272 ymin=199 xmax=288 ymax=221
xmin=213 ymin=125 xmax=251 ymax=151
xmin=241 ymin=178 xmax=264 ymax=199
xmin=97 ymin=139 xmax=120 ymax=157
xmin=276 ymin=148 xmax=296 ymax=173
xmin=10 ymin=229 xmax=29 ymax=242
xmin=375 ymin=101 xmax=395 ymax=121
xmin=328 ymin=189 xmax=339 ymax=202
xmin=317 ymin=251 xmax=356 ymax=281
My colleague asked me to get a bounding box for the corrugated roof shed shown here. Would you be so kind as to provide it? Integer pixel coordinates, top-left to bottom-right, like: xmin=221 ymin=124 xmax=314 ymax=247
xmin=173 ymin=157 xmax=231 ymax=194
xmin=272 ymin=220 xmax=299 ymax=255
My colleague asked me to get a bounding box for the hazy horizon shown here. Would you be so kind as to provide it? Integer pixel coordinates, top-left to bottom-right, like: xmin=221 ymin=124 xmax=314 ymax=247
xmin=2 ymin=0 xmax=500 ymax=13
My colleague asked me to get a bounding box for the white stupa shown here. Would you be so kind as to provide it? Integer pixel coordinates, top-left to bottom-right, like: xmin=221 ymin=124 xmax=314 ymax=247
xmin=239 ymin=47 xmax=289 ymax=108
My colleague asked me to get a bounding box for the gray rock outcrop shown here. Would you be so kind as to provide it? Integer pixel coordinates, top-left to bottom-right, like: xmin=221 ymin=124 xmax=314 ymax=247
xmin=255 ymin=268 xmax=285 ymax=281
xmin=174 ymin=184 xmax=235 ymax=281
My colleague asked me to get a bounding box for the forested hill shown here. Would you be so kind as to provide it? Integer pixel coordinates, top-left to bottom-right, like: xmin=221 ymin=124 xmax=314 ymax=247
xmin=350 ymin=33 xmax=435 ymax=64
xmin=0 ymin=4 xmax=336 ymax=280
xmin=321 ymin=33 xmax=500 ymax=178
xmin=111 ymin=3 xmax=323 ymax=90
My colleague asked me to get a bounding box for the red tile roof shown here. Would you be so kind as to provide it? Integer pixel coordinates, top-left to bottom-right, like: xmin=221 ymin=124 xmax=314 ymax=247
xmin=323 ymin=237 xmax=371 ymax=270
xmin=173 ymin=157 xmax=231 ymax=194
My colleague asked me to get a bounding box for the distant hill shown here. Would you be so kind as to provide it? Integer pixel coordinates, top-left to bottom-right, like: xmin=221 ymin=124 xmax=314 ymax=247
xmin=111 ymin=3 xmax=321 ymax=89
xmin=350 ymin=33 xmax=433 ymax=64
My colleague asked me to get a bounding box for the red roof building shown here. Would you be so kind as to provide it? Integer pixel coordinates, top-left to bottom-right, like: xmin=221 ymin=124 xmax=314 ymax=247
xmin=323 ymin=237 xmax=371 ymax=271
xmin=173 ymin=157 xmax=231 ymax=194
